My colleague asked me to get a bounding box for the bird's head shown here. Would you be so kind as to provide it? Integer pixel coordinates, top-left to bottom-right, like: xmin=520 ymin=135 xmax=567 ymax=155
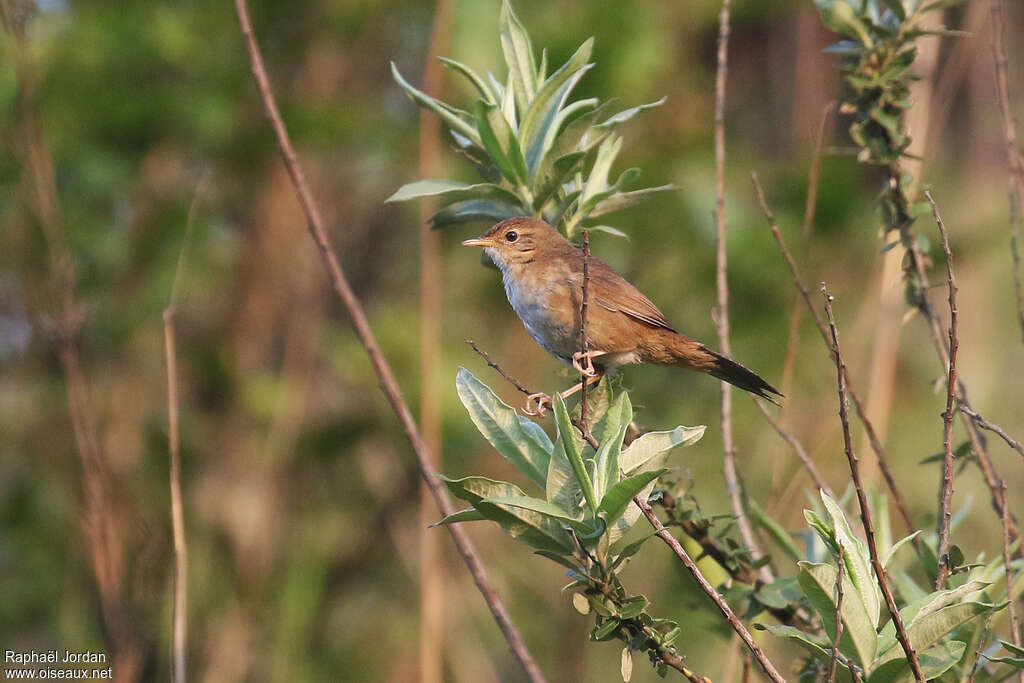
xmin=461 ymin=216 xmax=565 ymax=270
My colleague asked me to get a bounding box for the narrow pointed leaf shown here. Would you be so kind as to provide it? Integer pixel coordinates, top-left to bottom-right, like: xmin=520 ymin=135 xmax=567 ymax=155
xmin=547 ymin=434 xmax=583 ymax=515
xmin=482 ymin=494 xmax=596 ymax=535
xmin=392 ymin=62 xmax=479 ymax=143
xmin=554 ymin=393 xmax=598 ymax=513
xmin=592 ymin=97 xmax=667 ymax=132
xmin=438 ymin=57 xmax=494 ymax=103
xmin=386 ymin=180 xmax=522 ymax=206
xmin=619 ymin=425 xmax=705 ymax=475
xmin=520 ymin=37 xmax=594 ymax=174
xmin=456 ymin=367 xmax=551 ymax=489
xmin=475 ymin=499 xmax=575 ymax=553
xmin=882 ymin=530 xmax=921 ymax=568
xmin=499 ymin=0 xmax=537 ymax=111
xmin=588 ymin=185 xmax=677 ymax=218
xmin=868 ymin=640 xmax=967 ymax=683
xmin=597 ymin=468 xmax=668 ymax=527
xmin=821 ymin=492 xmax=882 ymax=627
xmin=798 ymin=560 xmax=878 ymax=669
xmin=430 ymin=507 xmax=486 ymax=527
xmin=474 ymin=101 xmax=529 ymax=185
xmin=593 ymin=391 xmax=631 ymax=502
xmin=430 ymin=200 xmax=525 ymax=229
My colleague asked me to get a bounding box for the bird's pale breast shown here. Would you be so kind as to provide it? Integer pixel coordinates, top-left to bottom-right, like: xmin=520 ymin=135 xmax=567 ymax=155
xmin=500 ymin=261 xmax=579 ymax=364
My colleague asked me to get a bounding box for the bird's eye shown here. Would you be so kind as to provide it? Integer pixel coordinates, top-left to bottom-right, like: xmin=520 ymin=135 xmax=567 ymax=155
xmin=505 ymin=230 xmax=519 ymax=243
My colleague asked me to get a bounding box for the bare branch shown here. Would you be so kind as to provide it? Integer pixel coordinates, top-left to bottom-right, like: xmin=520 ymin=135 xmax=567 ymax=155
xmin=231 ymin=3 xmax=545 ymax=679
xmin=753 ymin=397 xmax=833 ymax=498
xmin=822 ymin=284 xmax=923 ymax=682
xmin=927 ymin=191 xmax=958 ymax=590
xmin=959 ymin=406 xmax=1024 ymax=459
xmin=990 ymin=0 xmax=1024 ymax=343
xmin=751 ymin=171 xmax=916 ymax=537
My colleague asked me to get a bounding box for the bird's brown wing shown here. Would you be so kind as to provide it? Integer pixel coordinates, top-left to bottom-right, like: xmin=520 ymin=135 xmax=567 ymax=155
xmin=578 ymin=258 xmax=677 ymax=332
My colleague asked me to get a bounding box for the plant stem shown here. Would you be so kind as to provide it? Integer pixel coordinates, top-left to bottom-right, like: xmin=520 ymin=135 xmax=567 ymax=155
xmin=822 ymin=285 xmax=923 ymax=682
xmin=232 ymin=3 xmax=545 ymax=680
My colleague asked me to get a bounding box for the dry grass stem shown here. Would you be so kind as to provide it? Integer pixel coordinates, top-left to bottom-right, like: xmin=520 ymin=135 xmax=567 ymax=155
xmin=822 ymin=284 xmax=924 ymax=682
xmin=712 ymin=0 xmax=770 ymax=584
xmin=232 ymin=2 xmax=545 ymax=679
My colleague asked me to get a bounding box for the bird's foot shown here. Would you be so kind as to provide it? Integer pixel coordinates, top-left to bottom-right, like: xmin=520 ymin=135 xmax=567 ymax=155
xmin=524 ymin=392 xmax=552 ymax=417
xmin=572 ymin=350 xmax=601 ymax=377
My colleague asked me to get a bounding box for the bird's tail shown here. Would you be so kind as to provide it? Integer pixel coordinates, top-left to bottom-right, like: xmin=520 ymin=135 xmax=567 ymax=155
xmin=666 ymin=336 xmax=782 ymax=404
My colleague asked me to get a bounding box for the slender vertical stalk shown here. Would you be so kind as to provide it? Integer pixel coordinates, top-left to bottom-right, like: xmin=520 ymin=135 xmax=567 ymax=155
xmin=579 ymin=230 xmax=592 ymax=432
xmin=827 ymin=547 xmax=846 ymax=683
xmin=989 ymin=0 xmax=1024 ymax=343
xmin=712 ymin=0 xmax=770 ymax=584
xmin=231 ymin=3 xmax=545 ymax=680
xmin=927 ymin=192 xmax=958 ymax=590
xmin=822 ymin=285 xmax=923 ymax=682
xmin=417 ymin=3 xmax=450 ymax=681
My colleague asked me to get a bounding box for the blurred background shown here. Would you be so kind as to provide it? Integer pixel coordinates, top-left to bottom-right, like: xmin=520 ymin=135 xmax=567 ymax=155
xmin=1 ymin=0 xmax=1023 ymax=680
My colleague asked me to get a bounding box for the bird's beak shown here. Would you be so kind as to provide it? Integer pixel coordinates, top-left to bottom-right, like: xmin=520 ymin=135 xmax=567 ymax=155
xmin=461 ymin=236 xmax=494 ymax=248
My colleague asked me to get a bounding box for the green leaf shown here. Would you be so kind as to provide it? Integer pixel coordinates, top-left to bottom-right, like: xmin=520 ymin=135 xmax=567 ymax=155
xmin=798 ymin=560 xmax=878 ymax=669
xmin=391 ymin=62 xmax=480 ymax=143
xmin=819 ymin=1 xmax=875 ymax=48
xmin=532 ymin=151 xmax=587 ymax=209
xmin=749 ymin=499 xmax=802 ymax=563
xmin=619 ymin=595 xmax=649 ymax=619
xmin=554 ymin=393 xmax=598 ymax=513
xmin=481 ymin=494 xmax=596 ymax=535
xmin=875 ymin=596 xmax=996 ymax=667
xmin=499 ymin=0 xmax=537 ymax=113
xmin=475 ymin=498 xmax=575 ymax=553
xmin=547 ymin=432 xmax=584 ymax=516
xmin=821 ymin=492 xmax=882 ymax=628
xmin=610 ymin=531 xmax=657 ymax=570
xmin=882 ymin=530 xmax=921 ymax=568
xmin=757 ymin=624 xmax=855 ymax=682
xmin=593 ymin=391 xmax=631 ymax=502
xmin=868 ymin=640 xmax=967 ymax=683
xmin=520 ymin=38 xmax=594 ymax=175
xmin=1000 ymin=641 xmax=1024 ymax=657
xmin=455 ymin=367 xmax=552 ymax=489
xmin=474 ymin=101 xmax=529 ymax=185
xmin=881 ymin=0 xmax=906 ymax=20
xmin=620 ymin=425 xmax=704 ymax=475
xmin=440 ymin=474 xmax=528 ymax=506
xmin=593 ymin=97 xmax=667 ymax=132
xmin=430 ymin=507 xmax=485 ymax=527
xmin=535 ymin=550 xmax=583 ymax=572
xmin=582 ymin=225 xmax=629 ymax=238
xmin=386 ymin=180 xmax=522 ymax=206
xmin=438 ymin=57 xmax=495 ymax=103
xmin=592 ymin=618 xmax=621 ymax=641
xmin=597 ymin=469 xmax=669 ymax=528
xmin=588 ymin=185 xmax=677 ymax=218
xmin=429 ymin=200 xmax=525 ymax=229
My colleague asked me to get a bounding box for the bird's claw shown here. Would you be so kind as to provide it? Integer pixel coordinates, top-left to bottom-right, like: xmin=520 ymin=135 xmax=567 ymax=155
xmin=524 ymin=392 xmax=552 ymax=417
xmin=572 ymin=350 xmax=599 ymax=377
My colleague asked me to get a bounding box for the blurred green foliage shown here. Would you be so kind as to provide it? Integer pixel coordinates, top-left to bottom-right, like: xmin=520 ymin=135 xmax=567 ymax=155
xmin=1 ymin=0 xmax=1023 ymax=681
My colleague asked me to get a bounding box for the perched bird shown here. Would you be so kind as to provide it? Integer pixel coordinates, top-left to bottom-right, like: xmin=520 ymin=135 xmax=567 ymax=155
xmin=462 ymin=216 xmax=780 ymax=414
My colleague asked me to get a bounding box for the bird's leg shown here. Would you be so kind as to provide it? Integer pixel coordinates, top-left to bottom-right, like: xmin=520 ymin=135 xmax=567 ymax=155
xmin=522 ymin=372 xmax=603 ymax=417
xmin=571 ymin=350 xmax=604 ymax=377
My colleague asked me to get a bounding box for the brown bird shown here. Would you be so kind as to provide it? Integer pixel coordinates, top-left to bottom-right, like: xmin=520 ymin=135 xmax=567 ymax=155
xmin=462 ymin=216 xmax=780 ymax=414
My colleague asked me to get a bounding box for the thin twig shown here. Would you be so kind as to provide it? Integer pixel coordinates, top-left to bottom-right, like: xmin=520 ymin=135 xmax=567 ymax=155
xmin=580 ymin=230 xmax=592 ymax=433
xmin=990 ymin=0 xmax=1024 ymax=344
xmin=751 ymin=171 xmax=916 ymax=537
xmin=163 ymin=172 xmax=207 ymax=683
xmin=639 ymin=624 xmax=712 ymax=683
xmin=712 ymin=0 xmax=770 ymax=585
xmin=633 ymin=498 xmax=787 ymax=683
xmin=928 ymin=191 xmax=958 ymax=590
xmin=959 ymin=406 xmax=1024 ymax=459
xmin=1000 ymin=481 xmax=1023 ymax=674
xmin=822 ymin=285 xmax=924 ymax=682
xmin=828 ymin=547 xmax=846 ymax=683
xmin=966 ymin=610 xmax=996 ymax=683
xmin=753 ymin=397 xmax=833 ymax=498
xmin=231 ymin=4 xmax=545 ymax=680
